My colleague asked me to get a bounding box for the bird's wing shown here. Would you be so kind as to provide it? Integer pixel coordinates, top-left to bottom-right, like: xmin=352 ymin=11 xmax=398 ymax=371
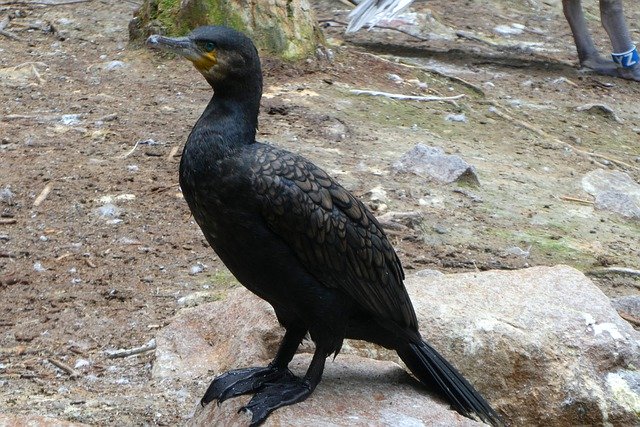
xmin=250 ymin=145 xmax=417 ymax=329
xmin=346 ymin=0 xmax=416 ymax=33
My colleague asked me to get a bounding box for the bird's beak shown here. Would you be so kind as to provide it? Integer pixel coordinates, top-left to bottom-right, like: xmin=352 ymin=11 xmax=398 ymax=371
xmin=147 ymin=34 xmax=217 ymax=73
xmin=146 ymin=34 xmax=201 ymax=62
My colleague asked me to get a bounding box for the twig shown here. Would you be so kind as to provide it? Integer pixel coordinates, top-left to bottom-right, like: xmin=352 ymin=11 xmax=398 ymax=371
xmin=619 ymin=311 xmax=640 ymax=327
xmin=33 ymin=182 xmax=53 ymax=206
xmin=559 ymin=195 xmax=593 ymax=205
xmin=586 ymin=267 xmax=640 ymax=277
xmin=122 ymin=140 xmax=141 ymax=158
xmin=353 ymin=51 xmax=485 ymax=96
xmin=487 ymin=103 xmax=638 ymax=171
xmin=104 ymin=338 xmax=156 ymax=359
xmin=0 ymin=14 xmax=20 ymax=40
xmin=0 ymin=218 xmax=17 ymax=225
xmin=85 ymin=258 xmax=96 ymax=268
xmin=350 ymin=89 xmax=465 ymax=102
xmin=167 ymin=145 xmax=180 ymax=160
xmin=47 ymin=357 xmax=80 ymax=378
xmin=0 ymin=0 xmax=91 ymax=5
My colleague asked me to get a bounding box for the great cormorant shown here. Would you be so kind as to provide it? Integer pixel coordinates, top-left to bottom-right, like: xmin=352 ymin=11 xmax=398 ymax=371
xmin=147 ymin=26 xmax=502 ymax=426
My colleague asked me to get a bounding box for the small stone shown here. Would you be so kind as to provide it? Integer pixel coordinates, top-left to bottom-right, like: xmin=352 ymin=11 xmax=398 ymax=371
xmin=445 ymin=113 xmax=467 ymax=123
xmin=393 ymin=144 xmax=480 ymax=186
xmin=74 ymin=359 xmax=91 ymax=369
xmin=33 ymin=262 xmax=46 ymax=272
xmin=189 ymin=262 xmax=206 ymax=275
xmin=104 ymin=60 xmax=128 ymax=71
xmin=60 ymin=114 xmax=81 ymax=125
xmin=0 ymin=186 xmax=14 ymax=204
xmin=386 ymin=73 xmax=403 ymax=83
xmin=94 ymin=203 xmax=122 ymax=219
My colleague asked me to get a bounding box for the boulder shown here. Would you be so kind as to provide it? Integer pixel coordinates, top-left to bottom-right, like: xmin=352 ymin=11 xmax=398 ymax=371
xmin=0 ymin=413 xmax=86 ymax=427
xmin=129 ymin=0 xmax=322 ymax=60
xmin=154 ymin=266 xmax=640 ymax=425
xmin=404 ymin=265 xmax=640 ymax=426
xmin=393 ymin=144 xmax=480 ymax=186
xmin=582 ymin=169 xmax=640 ymax=219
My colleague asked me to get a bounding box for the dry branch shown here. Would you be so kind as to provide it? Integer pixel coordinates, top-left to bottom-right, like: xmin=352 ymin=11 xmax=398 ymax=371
xmin=559 ymin=195 xmax=593 ymax=205
xmin=586 ymin=267 xmax=640 ymax=277
xmin=487 ymin=103 xmax=638 ymax=171
xmin=350 ymin=89 xmax=464 ymax=102
xmin=167 ymin=145 xmax=180 ymax=160
xmin=104 ymin=338 xmax=156 ymax=359
xmin=47 ymin=357 xmax=80 ymax=378
xmin=0 ymin=0 xmax=91 ymax=5
xmin=33 ymin=182 xmax=53 ymax=206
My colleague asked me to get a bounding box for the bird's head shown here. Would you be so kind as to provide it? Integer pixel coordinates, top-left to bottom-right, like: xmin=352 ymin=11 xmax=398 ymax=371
xmin=146 ymin=26 xmax=261 ymax=90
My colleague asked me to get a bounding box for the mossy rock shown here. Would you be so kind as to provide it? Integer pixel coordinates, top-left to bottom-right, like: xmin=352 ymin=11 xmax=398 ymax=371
xmin=129 ymin=0 xmax=323 ymax=60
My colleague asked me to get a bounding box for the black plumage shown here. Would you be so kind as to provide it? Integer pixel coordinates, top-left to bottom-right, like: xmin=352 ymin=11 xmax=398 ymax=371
xmin=147 ymin=26 xmax=502 ymax=427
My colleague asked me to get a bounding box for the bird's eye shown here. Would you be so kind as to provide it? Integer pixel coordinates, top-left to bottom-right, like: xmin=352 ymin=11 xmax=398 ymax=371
xmin=204 ymin=42 xmax=216 ymax=52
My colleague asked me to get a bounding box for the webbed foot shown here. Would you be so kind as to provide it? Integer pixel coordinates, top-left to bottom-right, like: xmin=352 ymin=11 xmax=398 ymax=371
xmin=200 ymin=366 xmax=295 ymax=406
xmin=240 ymin=377 xmax=313 ymax=426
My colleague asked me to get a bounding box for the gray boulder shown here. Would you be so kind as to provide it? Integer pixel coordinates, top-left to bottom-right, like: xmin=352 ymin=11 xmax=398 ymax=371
xmin=393 ymin=144 xmax=480 ymax=186
xmin=154 ymin=266 xmax=640 ymax=426
xmin=582 ymin=169 xmax=640 ymax=219
xmin=405 ymin=265 xmax=640 ymax=426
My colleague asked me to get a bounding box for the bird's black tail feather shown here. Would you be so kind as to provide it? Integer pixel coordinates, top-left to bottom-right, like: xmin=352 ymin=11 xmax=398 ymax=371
xmin=397 ymin=340 xmax=503 ymax=426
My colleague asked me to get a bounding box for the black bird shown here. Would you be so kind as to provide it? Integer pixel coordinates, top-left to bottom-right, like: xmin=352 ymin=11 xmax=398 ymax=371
xmin=147 ymin=26 xmax=502 ymax=426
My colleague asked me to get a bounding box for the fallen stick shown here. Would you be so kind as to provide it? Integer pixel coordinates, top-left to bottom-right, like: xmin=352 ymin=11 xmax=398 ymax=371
xmin=586 ymin=267 xmax=640 ymax=277
xmin=350 ymin=89 xmax=465 ymax=102
xmin=167 ymin=145 xmax=180 ymax=160
xmin=33 ymin=182 xmax=53 ymax=206
xmin=487 ymin=103 xmax=638 ymax=171
xmin=104 ymin=338 xmax=156 ymax=359
xmin=0 ymin=0 xmax=91 ymax=5
xmin=0 ymin=15 xmax=20 ymax=40
xmin=48 ymin=357 xmax=80 ymax=378
xmin=122 ymin=140 xmax=141 ymax=158
xmin=559 ymin=195 xmax=593 ymax=205
xmin=619 ymin=311 xmax=640 ymax=327
xmin=0 ymin=218 xmax=17 ymax=224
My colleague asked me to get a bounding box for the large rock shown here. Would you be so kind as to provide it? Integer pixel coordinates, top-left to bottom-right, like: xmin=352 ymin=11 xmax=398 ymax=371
xmin=0 ymin=414 xmax=86 ymax=427
xmin=154 ymin=266 xmax=640 ymax=425
xmin=129 ymin=0 xmax=322 ymax=60
xmin=393 ymin=144 xmax=480 ymax=186
xmin=405 ymin=266 xmax=640 ymax=426
xmin=582 ymin=169 xmax=640 ymax=220
xmin=189 ymin=354 xmax=484 ymax=426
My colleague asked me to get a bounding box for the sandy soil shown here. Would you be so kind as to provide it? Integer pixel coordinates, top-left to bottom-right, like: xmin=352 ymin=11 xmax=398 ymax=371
xmin=1 ymin=0 xmax=638 ymax=424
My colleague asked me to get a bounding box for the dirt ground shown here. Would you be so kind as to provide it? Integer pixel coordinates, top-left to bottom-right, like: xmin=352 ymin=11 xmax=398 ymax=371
xmin=1 ymin=0 xmax=639 ymax=425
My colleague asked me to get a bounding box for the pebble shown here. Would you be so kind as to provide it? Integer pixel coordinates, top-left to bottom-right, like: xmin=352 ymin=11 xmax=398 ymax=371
xmin=104 ymin=60 xmax=128 ymax=71
xmin=74 ymin=359 xmax=91 ymax=369
xmin=94 ymin=203 xmax=122 ymax=219
xmin=445 ymin=113 xmax=467 ymax=123
xmin=33 ymin=262 xmax=46 ymax=272
xmin=189 ymin=262 xmax=206 ymax=275
xmin=0 ymin=186 xmax=14 ymax=203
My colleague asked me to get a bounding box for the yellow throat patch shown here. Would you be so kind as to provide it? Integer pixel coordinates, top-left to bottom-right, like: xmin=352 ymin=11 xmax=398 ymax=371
xmin=192 ymin=51 xmax=217 ymax=72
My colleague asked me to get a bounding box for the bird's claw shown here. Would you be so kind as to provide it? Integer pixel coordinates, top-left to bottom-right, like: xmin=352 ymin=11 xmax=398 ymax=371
xmin=239 ymin=379 xmax=312 ymax=426
xmin=200 ymin=366 xmax=295 ymax=406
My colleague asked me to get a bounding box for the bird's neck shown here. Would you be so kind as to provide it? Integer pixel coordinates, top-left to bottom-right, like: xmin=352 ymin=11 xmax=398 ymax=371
xmin=189 ymin=77 xmax=262 ymax=160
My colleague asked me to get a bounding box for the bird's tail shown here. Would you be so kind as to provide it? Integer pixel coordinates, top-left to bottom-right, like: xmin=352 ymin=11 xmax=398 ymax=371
xmin=397 ymin=340 xmax=503 ymax=426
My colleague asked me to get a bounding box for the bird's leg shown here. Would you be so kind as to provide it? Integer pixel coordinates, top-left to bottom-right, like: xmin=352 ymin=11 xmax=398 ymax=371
xmin=599 ymin=0 xmax=640 ymax=81
xmin=240 ymin=344 xmax=327 ymax=426
xmin=200 ymin=327 xmax=306 ymax=406
xmin=562 ymin=0 xmax=617 ymax=74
